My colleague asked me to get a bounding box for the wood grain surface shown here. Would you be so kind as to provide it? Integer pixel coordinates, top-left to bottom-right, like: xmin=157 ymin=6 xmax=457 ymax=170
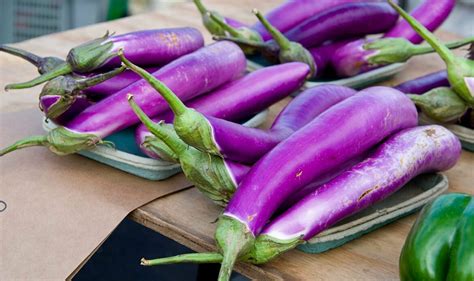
xmin=0 ymin=0 xmax=472 ymax=280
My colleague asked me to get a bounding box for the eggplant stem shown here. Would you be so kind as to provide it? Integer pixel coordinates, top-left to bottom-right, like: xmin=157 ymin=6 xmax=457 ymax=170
xmin=208 ymin=12 xmax=239 ymax=37
xmin=213 ymin=35 xmax=268 ymax=48
xmin=411 ymin=37 xmax=474 ymax=56
xmin=5 ymin=62 xmax=72 ymax=90
xmin=253 ymin=9 xmax=291 ymax=51
xmin=0 ymin=45 xmax=42 ymax=67
xmin=127 ymin=94 xmax=187 ymax=155
xmin=140 ymin=252 xmax=223 ymax=266
xmin=119 ymin=49 xmax=187 ymax=116
xmin=388 ymin=0 xmax=456 ymax=64
xmin=76 ymin=66 xmax=126 ymax=90
xmin=193 ymin=0 xmax=208 ymax=15
xmin=0 ymin=135 xmax=48 ymax=156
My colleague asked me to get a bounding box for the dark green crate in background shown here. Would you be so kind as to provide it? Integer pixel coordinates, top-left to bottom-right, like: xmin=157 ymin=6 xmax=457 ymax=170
xmin=0 ymin=0 xmax=128 ymax=44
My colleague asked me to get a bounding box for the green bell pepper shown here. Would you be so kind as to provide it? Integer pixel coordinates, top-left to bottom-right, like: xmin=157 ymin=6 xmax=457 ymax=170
xmin=400 ymin=193 xmax=474 ymax=281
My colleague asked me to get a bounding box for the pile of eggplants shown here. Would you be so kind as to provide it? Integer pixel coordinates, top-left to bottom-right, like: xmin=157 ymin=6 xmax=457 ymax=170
xmin=199 ymin=0 xmax=472 ymax=81
xmin=0 ymin=1 xmax=470 ymax=281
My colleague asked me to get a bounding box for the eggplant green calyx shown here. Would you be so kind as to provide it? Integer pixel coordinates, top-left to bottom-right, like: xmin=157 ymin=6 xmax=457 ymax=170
xmin=209 ymin=12 xmax=263 ymax=55
xmin=0 ymin=127 xmax=110 ymax=156
xmin=365 ymin=37 xmax=474 ymax=66
xmin=193 ymin=0 xmax=226 ymax=36
xmin=241 ymin=234 xmax=303 ymax=264
xmin=119 ymin=50 xmax=222 ymax=156
xmin=253 ymin=9 xmax=316 ymax=78
xmin=409 ymin=87 xmax=468 ymax=123
xmin=67 ymin=31 xmax=115 ymax=72
xmin=388 ymin=0 xmax=474 ymax=106
xmin=0 ymin=44 xmax=65 ymax=74
xmin=128 ymin=95 xmax=237 ymax=206
xmin=216 ymin=216 xmax=255 ymax=281
xmin=39 ymin=66 xmax=125 ymax=119
xmin=142 ymin=135 xmax=179 ymax=163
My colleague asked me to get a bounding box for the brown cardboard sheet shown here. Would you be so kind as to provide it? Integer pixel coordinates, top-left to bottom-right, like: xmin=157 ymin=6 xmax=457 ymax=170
xmin=0 ymin=109 xmax=192 ymax=280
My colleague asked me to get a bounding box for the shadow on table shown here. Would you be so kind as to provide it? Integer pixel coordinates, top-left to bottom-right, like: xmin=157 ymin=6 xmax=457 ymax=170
xmin=74 ymin=218 xmax=248 ymax=281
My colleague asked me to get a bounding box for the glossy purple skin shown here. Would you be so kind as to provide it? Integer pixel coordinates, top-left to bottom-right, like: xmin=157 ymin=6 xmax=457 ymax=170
xmin=64 ymin=41 xmax=246 ymax=137
xmin=84 ymin=67 xmax=159 ymax=96
xmin=394 ymin=70 xmax=449 ymax=95
xmin=252 ymin=0 xmax=381 ymax=41
xmin=282 ymin=3 xmax=398 ymax=48
xmin=98 ymin=28 xmax=204 ymax=69
xmin=282 ymin=153 xmax=367 ymax=210
xmin=209 ymin=85 xmax=357 ymax=163
xmin=332 ymin=0 xmax=455 ymax=77
xmin=262 ymin=125 xmax=461 ymax=240
xmin=384 ymin=0 xmax=455 ymax=44
xmin=331 ymin=38 xmax=376 ymax=77
xmin=223 ymin=86 xmax=418 ymax=235
xmin=135 ymin=62 xmax=310 ymax=157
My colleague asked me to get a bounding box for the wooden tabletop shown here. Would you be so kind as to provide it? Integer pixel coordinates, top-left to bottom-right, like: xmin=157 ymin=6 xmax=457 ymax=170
xmin=1 ymin=1 xmax=472 ymax=280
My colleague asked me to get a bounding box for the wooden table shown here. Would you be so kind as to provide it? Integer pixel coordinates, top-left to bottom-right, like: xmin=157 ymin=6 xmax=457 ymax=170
xmin=0 ymin=1 xmax=472 ymax=280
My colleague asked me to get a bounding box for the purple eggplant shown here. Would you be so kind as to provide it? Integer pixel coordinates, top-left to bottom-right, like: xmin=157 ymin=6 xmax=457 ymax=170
xmin=332 ymin=0 xmax=456 ymax=77
xmin=214 ymin=86 xmax=417 ymax=280
xmin=251 ymin=125 xmax=460 ymax=260
xmin=120 ymin=53 xmax=357 ymax=164
xmin=221 ymin=2 xmax=398 ymax=61
xmin=0 ymin=41 xmax=246 ymax=156
xmin=384 ymin=0 xmax=455 ymax=44
xmin=193 ymin=0 xmax=246 ymax=36
xmin=136 ymin=62 xmax=311 ymax=159
xmin=332 ymin=36 xmax=472 ymax=77
xmin=251 ymin=0 xmax=383 ymax=41
xmin=282 ymin=2 xmax=398 ymax=48
xmin=140 ymin=125 xmax=460 ymax=268
xmin=388 ymin=0 xmax=474 ymax=106
xmin=140 ymin=87 xmax=419 ymax=277
xmin=395 ymin=70 xmax=449 ymax=95
xmin=4 ymin=28 xmax=204 ymax=90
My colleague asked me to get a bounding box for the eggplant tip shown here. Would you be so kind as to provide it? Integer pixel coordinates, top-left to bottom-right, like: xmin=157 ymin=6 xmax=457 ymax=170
xmin=140 ymin=258 xmax=149 ymax=266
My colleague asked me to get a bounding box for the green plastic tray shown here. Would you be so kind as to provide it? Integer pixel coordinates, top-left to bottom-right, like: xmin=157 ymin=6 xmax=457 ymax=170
xmin=298 ymin=173 xmax=448 ymax=254
xmin=42 ymin=109 xmax=269 ymax=180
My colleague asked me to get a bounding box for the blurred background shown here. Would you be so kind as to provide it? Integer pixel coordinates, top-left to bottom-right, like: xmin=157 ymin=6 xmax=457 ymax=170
xmin=1 ymin=0 xmax=473 ymax=44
